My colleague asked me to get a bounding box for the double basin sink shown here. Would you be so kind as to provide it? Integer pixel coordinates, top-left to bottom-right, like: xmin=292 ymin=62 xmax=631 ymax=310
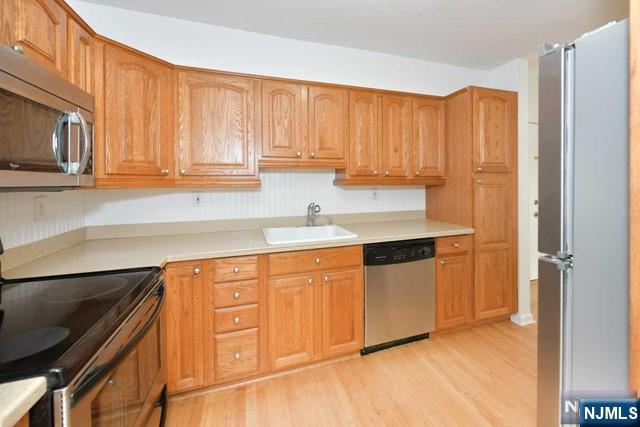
xmin=262 ymin=224 xmax=358 ymax=245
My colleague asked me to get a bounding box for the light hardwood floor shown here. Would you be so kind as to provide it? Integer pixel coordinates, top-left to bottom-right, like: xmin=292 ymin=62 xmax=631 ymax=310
xmin=166 ymin=315 xmax=537 ymax=427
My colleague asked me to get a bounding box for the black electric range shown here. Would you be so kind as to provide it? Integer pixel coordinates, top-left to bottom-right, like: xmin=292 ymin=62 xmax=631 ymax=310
xmin=0 ymin=262 xmax=166 ymax=426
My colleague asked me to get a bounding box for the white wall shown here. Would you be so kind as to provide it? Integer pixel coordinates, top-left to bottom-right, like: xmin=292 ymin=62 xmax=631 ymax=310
xmin=0 ymin=2 xmax=525 ymax=253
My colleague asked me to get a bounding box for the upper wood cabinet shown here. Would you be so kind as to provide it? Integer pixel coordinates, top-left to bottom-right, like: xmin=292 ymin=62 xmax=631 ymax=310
xmin=308 ymin=85 xmax=348 ymax=160
xmin=103 ymin=44 xmax=173 ymax=179
xmin=381 ymin=95 xmax=411 ymax=177
xmin=261 ymin=80 xmax=306 ymax=160
xmin=413 ymin=97 xmax=445 ymax=177
xmin=268 ymin=274 xmax=315 ymax=370
xmin=321 ymin=268 xmax=363 ymax=358
xmin=165 ymin=260 xmax=207 ymax=393
xmin=348 ymin=90 xmax=381 ymax=177
xmin=176 ymin=71 xmax=258 ymax=183
xmin=472 ymin=87 xmax=517 ymax=173
xmin=473 ymin=173 xmax=516 ymax=319
xmin=67 ymin=18 xmax=93 ymax=93
xmin=2 ymin=0 xmax=68 ymax=76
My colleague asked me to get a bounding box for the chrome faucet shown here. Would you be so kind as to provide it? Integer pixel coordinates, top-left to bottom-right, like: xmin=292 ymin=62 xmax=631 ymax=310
xmin=307 ymin=202 xmax=321 ymax=226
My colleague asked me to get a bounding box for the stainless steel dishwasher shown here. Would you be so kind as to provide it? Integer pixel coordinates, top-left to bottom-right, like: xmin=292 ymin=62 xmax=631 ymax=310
xmin=363 ymin=238 xmax=436 ymax=354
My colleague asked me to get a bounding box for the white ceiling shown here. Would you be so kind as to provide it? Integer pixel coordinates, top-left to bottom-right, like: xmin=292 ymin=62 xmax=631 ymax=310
xmin=80 ymin=0 xmax=628 ymax=69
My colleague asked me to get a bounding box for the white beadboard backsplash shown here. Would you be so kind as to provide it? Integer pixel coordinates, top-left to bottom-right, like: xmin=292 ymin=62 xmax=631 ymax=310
xmin=0 ymin=170 xmax=425 ymax=249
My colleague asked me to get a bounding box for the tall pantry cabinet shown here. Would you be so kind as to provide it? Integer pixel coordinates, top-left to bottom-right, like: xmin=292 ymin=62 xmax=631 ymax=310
xmin=427 ymin=87 xmax=518 ymax=323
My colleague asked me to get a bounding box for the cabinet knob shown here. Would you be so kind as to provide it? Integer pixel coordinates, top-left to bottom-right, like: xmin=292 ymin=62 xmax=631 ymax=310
xmin=233 ymin=266 xmax=240 ymax=273
xmin=453 ymin=242 xmax=460 ymax=248
xmin=476 ymin=167 xmax=483 ymax=171
xmin=296 ymin=151 xmax=302 ymax=158
xmin=161 ymin=169 xmax=169 ymax=176
xmin=384 ymin=171 xmax=390 ymax=176
xmin=234 ymin=351 xmax=241 ymax=361
xmin=440 ymin=260 xmax=445 ymax=265
xmin=476 ymin=179 xmax=482 ymax=184
xmin=415 ymin=171 xmax=421 ymax=176
xmin=179 ymin=169 xmax=186 ymax=175
xmin=323 ymin=275 xmax=330 ymax=283
xmin=193 ymin=267 xmax=201 ymax=275
xmin=12 ymin=44 xmax=24 ymax=54
xmin=233 ymin=291 xmax=241 ymax=299
xmin=315 ymin=257 xmax=321 ymax=264
xmin=108 ymin=378 xmax=116 ymax=386
xmin=534 ymin=212 xmax=539 ymax=218
xmin=307 ymin=277 xmax=314 ymax=285
xmin=373 ymin=170 xmax=379 ymax=176
xmin=233 ymin=317 xmax=241 ymax=324
xmin=310 ymin=152 xmax=316 ymax=158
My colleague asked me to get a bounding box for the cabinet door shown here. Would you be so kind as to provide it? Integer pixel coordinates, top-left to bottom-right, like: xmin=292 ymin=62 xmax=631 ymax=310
xmin=10 ymin=0 xmax=67 ymax=76
xmin=349 ymin=90 xmax=381 ymax=176
xmin=381 ymin=95 xmax=411 ymax=177
xmin=413 ymin=98 xmax=445 ymax=177
xmin=165 ymin=261 xmax=206 ymax=393
xmin=308 ymin=85 xmax=347 ymax=160
xmin=321 ymin=269 xmax=363 ymax=358
xmin=67 ymin=18 xmax=93 ymax=93
xmin=268 ymin=274 xmax=314 ymax=370
xmin=177 ymin=72 xmax=257 ymax=177
xmin=474 ymin=173 xmax=516 ymax=319
xmin=261 ymin=80 xmax=306 ymax=159
xmin=436 ymin=253 xmax=473 ymax=330
xmin=472 ymin=87 xmax=517 ymax=173
xmin=104 ymin=44 xmax=173 ymax=177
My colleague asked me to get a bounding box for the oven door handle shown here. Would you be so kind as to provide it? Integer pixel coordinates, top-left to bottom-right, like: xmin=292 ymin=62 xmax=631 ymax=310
xmin=70 ymin=281 xmax=165 ymax=403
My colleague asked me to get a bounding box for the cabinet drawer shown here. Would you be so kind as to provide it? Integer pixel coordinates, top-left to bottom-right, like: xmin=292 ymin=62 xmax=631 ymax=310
xmin=268 ymin=246 xmax=362 ymax=276
xmin=214 ymin=304 xmax=259 ymax=333
xmin=213 ymin=256 xmax=258 ymax=282
xmin=214 ymin=328 xmax=259 ymax=382
xmin=213 ymin=280 xmax=258 ymax=308
xmin=436 ymin=235 xmax=473 ymax=255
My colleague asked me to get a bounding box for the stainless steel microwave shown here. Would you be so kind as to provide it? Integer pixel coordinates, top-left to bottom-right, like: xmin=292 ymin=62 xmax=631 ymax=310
xmin=0 ymin=45 xmax=94 ymax=190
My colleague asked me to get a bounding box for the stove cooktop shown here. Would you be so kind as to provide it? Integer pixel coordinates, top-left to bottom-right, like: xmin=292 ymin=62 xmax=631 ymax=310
xmin=0 ymin=267 xmax=161 ymax=387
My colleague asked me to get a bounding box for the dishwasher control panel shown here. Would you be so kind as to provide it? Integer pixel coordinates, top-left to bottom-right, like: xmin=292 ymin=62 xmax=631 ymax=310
xmin=364 ymin=238 xmax=435 ymax=266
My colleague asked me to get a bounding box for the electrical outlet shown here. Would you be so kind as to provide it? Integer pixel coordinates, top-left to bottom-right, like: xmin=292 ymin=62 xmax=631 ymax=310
xmin=192 ymin=191 xmax=204 ymax=208
xmin=371 ymin=190 xmax=379 ymax=201
xmin=33 ymin=195 xmax=48 ymax=221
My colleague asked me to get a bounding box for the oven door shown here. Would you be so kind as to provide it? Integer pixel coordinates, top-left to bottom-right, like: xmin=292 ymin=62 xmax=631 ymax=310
xmin=54 ymin=279 xmax=167 ymax=427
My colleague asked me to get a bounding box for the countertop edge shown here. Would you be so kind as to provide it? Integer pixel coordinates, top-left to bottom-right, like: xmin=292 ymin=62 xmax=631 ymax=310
xmin=0 ymin=377 xmax=47 ymax=427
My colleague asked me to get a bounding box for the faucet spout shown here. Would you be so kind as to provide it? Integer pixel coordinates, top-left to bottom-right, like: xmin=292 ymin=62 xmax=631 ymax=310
xmin=307 ymin=202 xmax=321 ymax=227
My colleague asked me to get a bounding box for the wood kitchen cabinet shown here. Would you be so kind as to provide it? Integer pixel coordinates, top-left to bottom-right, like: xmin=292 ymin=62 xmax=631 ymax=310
xmin=381 ymin=95 xmax=412 ymax=177
xmin=259 ymin=81 xmax=347 ymax=168
xmin=67 ymin=17 xmax=94 ymax=94
xmin=165 ymin=260 xmax=206 ymax=393
xmin=1 ymin=0 xmax=68 ymax=76
xmin=176 ymin=70 xmax=260 ymax=186
xmin=413 ymin=97 xmax=445 ymax=177
xmin=96 ymin=42 xmax=174 ymax=187
xmin=473 ymin=173 xmax=516 ymax=319
xmin=347 ymin=90 xmax=381 ymax=177
xmin=436 ymin=235 xmax=473 ymax=330
xmin=472 ymin=87 xmax=517 ymax=173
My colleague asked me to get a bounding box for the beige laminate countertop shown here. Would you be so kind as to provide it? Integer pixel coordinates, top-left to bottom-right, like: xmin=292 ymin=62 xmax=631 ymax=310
xmin=0 ymin=377 xmax=47 ymax=427
xmin=4 ymin=218 xmax=473 ymax=279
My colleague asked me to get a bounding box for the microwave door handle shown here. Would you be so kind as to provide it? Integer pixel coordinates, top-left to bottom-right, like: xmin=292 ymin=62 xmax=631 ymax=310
xmin=52 ymin=112 xmax=71 ymax=174
xmin=73 ymin=111 xmax=90 ymax=175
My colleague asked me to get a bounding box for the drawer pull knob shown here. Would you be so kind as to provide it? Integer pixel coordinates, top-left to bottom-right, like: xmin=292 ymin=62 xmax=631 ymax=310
xmin=233 ymin=291 xmax=241 ymax=299
xmin=373 ymin=170 xmax=379 ymax=176
xmin=453 ymin=242 xmax=460 ymax=248
xmin=307 ymin=277 xmax=314 ymax=285
xmin=193 ymin=267 xmax=201 ymax=275
xmin=233 ymin=317 xmax=241 ymax=324
xmin=234 ymin=351 xmax=241 ymax=361
xmin=384 ymin=171 xmax=390 ymax=176
xmin=233 ymin=266 xmax=240 ymax=273
xmin=323 ymin=275 xmax=330 ymax=283
xmin=440 ymin=260 xmax=445 ymax=265
xmin=315 ymin=257 xmax=321 ymax=264
xmin=161 ymin=169 xmax=169 ymax=176
xmin=415 ymin=171 xmax=420 ymax=176
xmin=296 ymin=151 xmax=302 ymax=157
xmin=180 ymin=168 xmax=187 ymax=175
xmin=477 ymin=167 xmax=483 ymax=171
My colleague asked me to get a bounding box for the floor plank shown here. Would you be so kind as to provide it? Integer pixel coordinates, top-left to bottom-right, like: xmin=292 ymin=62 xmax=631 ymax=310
xmin=167 ymin=318 xmax=537 ymax=426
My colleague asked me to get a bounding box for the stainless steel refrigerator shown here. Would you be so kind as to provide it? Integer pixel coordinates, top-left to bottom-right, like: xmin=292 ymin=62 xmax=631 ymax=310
xmin=537 ymin=20 xmax=629 ymax=426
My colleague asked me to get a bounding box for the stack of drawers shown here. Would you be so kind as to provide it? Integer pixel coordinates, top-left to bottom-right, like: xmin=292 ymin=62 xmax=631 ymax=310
xmin=211 ymin=256 xmax=260 ymax=382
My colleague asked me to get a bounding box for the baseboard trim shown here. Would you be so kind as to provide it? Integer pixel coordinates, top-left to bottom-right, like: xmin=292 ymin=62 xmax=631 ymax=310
xmin=510 ymin=312 xmax=536 ymax=326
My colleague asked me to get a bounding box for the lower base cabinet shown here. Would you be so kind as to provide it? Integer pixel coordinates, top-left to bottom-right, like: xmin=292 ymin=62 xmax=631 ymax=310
xmin=435 ymin=235 xmax=474 ymax=331
xmin=165 ymin=246 xmax=364 ymax=394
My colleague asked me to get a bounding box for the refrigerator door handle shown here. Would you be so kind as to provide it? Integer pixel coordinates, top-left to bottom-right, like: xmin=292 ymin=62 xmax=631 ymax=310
xmin=539 ymin=254 xmax=573 ymax=271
